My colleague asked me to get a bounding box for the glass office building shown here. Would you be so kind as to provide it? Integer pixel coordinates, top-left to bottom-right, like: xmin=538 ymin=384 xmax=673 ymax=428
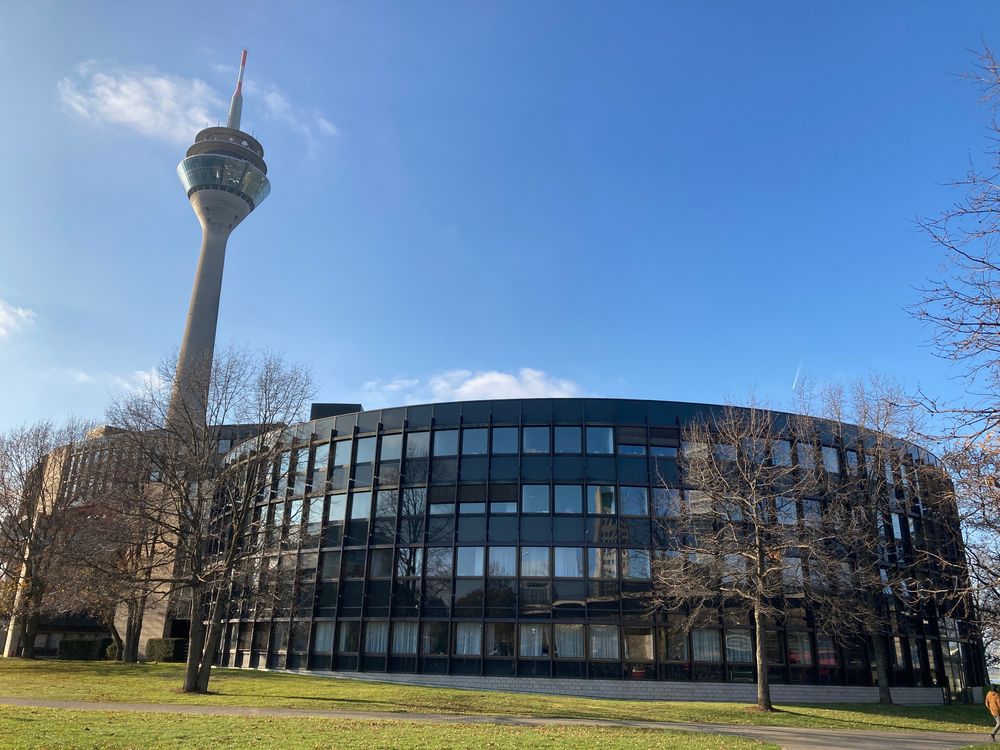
xmin=216 ymin=398 xmax=984 ymax=697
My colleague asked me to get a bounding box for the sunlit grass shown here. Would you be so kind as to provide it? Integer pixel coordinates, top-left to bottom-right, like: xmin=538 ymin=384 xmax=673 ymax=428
xmin=0 ymin=659 xmax=988 ymax=733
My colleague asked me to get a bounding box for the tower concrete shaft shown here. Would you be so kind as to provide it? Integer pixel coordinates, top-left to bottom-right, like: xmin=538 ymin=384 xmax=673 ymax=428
xmin=168 ymin=50 xmax=270 ymax=424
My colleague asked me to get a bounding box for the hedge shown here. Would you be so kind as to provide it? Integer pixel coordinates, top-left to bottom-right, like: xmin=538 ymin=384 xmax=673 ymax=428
xmin=146 ymin=637 xmax=187 ymax=662
xmin=58 ymin=639 xmax=112 ymax=660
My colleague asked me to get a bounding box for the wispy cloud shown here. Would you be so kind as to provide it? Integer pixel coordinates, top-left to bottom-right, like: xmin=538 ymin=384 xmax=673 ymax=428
xmin=57 ymin=61 xmax=222 ymax=143
xmin=0 ymin=300 xmax=35 ymax=339
xmin=57 ymin=365 xmax=164 ymax=393
xmin=360 ymin=368 xmax=584 ymax=408
xmin=246 ymin=81 xmax=339 ymax=157
xmin=57 ymin=60 xmax=340 ymax=155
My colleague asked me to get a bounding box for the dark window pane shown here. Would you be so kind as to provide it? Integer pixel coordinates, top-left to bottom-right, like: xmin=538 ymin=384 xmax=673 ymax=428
xmin=380 ymin=434 xmax=402 ymax=461
xmin=406 ymin=432 xmax=430 ymax=459
xmin=621 ymin=486 xmax=649 ymax=516
xmin=433 ymin=430 xmax=459 ymax=457
xmin=425 ymin=547 xmax=453 ymax=577
xmin=554 ymin=485 xmax=583 ymax=513
xmin=462 ymin=428 xmax=488 ymax=455
xmin=396 ymin=547 xmax=423 ymax=578
xmin=376 ymin=489 xmax=397 ymax=518
xmin=618 ymin=444 xmax=646 ymax=456
xmin=369 ymin=548 xmax=393 ymax=578
xmin=486 ymin=622 xmax=515 ymax=657
xmin=554 ymin=427 xmax=582 ymax=454
xmin=523 ymin=427 xmax=550 ymax=454
xmin=343 ymin=550 xmax=366 ymax=578
xmin=421 ymin=622 xmax=449 ymax=655
xmin=492 ymin=427 xmax=518 ymax=455
xmin=522 ymin=485 xmax=550 ymax=513
xmin=586 ymin=427 xmax=614 ymax=454
xmin=356 ymin=437 xmax=376 ymax=464
xmin=401 ymin=488 xmax=426 ymax=516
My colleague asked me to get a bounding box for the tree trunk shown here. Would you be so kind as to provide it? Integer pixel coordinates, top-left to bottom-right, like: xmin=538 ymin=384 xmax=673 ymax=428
xmin=20 ymin=611 xmax=39 ymax=660
xmin=754 ymin=608 xmax=774 ymax=711
xmin=871 ymin=635 xmax=894 ymax=705
xmin=195 ymin=593 xmax=226 ymax=693
xmin=183 ymin=591 xmax=206 ymax=693
xmin=123 ymin=595 xmax=146 ymax=663
xmin=108 ymin=621 xmax=123 ymax=660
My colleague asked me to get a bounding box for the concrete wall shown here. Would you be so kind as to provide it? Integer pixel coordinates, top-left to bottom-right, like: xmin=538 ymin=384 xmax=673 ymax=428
xmin=280 ymin=668 xmax=945 ymax=705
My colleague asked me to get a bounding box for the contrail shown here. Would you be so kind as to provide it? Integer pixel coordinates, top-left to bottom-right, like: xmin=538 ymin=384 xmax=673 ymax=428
xmin=791 ymin=361 xmax=803 ymax=391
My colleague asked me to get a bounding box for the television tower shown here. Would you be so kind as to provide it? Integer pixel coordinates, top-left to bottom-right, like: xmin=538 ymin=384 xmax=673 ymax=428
xmin=169 ymin=49 xmax=271 ymax=422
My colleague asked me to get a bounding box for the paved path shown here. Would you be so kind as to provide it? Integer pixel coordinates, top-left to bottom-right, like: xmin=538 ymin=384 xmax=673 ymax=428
xmin=0 ymin=696 xmax=989 ymax=750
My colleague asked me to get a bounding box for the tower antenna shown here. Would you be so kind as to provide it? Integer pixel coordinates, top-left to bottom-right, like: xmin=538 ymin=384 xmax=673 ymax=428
xmin=227 ymin=48 xmax=248 ymax=130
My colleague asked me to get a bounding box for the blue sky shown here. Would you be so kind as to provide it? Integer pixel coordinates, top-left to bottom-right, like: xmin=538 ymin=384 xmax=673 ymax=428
xmin=1 ymin=2 xmax=998 ymax=427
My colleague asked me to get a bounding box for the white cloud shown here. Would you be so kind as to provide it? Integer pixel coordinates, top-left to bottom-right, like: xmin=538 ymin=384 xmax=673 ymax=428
xmin=246 ymin=81 xmax=339 ymax=157
xmin=58 ymin=365 xmax=164 ymax=393
xmin=57 ymin=61 xmax=340 ymax=154
xmin=111 ymin=367 xmax=165 ymax=393
xmin=57 ymin=62 xmax=222 ymax=143
xmin=360 ymin=368 xmax=583 ymax=408
xmin=0 ymin=300 xmax=35 ymax=339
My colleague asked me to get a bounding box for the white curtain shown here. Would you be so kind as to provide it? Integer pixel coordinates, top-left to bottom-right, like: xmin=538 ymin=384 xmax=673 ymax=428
xmin=364 ymin=622 xmax=388 ymax=654
xmin=454 ymin=623 xmax=482 ymax=656
xmin=589 ymin=625 xmax=620 ymax=660
xmin=519 ymin=624 xmax=550 ymax=657
xmin=692 ymin=629 xmax=721 ymax=662
xmin=554 ymin=625 xmax=584 ymax=658
xmin=554 ymin=548 xmax=583 ymax=578
xmin=311 ymin=622 xmax=334 ymax=653
xmin=391 ymin=622 xmax=418 ymax=654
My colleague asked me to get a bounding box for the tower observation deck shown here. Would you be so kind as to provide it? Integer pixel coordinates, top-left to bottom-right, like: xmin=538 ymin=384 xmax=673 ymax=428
xmin=169 ymin=49 xmax=270 ymax=423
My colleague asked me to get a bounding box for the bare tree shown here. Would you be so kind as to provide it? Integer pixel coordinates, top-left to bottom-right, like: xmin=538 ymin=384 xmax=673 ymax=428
xmin=0 ymin=418 xmax=93 ymax=658
xmin=912 ymin=44 xmax=1000 ymax=671
xmin=105 ymin=346 xmax=313 ymax=693
xmin=649 ymin=401 xmax=848 ymax=711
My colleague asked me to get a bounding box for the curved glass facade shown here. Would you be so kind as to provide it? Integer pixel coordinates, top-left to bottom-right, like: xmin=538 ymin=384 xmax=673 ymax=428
xmin=177 ymin=154 xmax=271 ymax=209
xmin=217 ymin=398 xmax=984 ymax=696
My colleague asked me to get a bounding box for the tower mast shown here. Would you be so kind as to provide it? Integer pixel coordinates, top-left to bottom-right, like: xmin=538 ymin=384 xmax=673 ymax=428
xmin=169 ymin=49 xmax=271 ymax=425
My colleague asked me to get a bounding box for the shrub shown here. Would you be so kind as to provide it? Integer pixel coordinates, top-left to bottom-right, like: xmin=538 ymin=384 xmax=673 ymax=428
xmin=146 ymin=637 xmax=186 ymax=662
xmin=106 ymin=641 xmax=120 ymax=661
xmin=58 ymin=638 xmax=112 ymax=660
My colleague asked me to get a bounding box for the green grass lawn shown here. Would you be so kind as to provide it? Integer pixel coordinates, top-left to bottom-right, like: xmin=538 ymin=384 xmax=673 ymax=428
xmin=0 ymin=706 xmax=776 ymax=750
xmin=0 ymin=659 xmax=990 ymax=734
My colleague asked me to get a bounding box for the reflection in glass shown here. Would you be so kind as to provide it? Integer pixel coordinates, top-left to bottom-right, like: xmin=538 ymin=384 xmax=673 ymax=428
xmin=462 ymin=428 xmax=488 ymax=455
xmin=554 ymin=426 xmax=582 ymax=454
xmin=554 ymin=485 xmax=583 ymax=514
xmin=521 ymin=485 xmax=550 ymax=513
xmin=456 ymin=546 xmax=485 ymax=576
xmin=522 ymin=427 xmax=549 ymax=454
xmin=492 ymin=427 xmax=518 ymax=454
xmin=586 ymin=427 xmax=614 ymax=454
xmin=587 ymin=485 xmax=616 ymax=514
xmin=433 ymin=430 xmax=459 ymax=457
xmin=380 ymin=434 xmax=402 ymax=461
